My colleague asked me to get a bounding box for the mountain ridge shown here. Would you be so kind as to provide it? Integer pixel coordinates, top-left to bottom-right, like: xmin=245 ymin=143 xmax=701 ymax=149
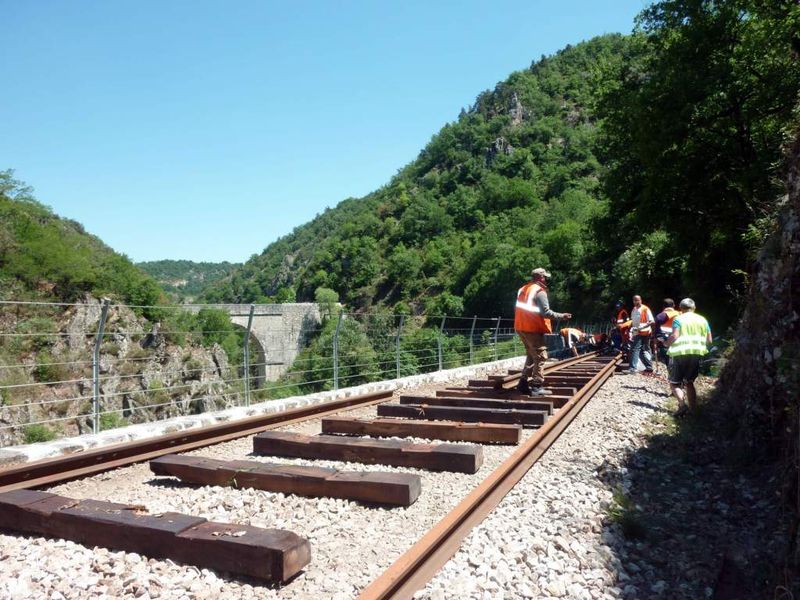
xmin=202 ymin=34 xmax=628 ymax=319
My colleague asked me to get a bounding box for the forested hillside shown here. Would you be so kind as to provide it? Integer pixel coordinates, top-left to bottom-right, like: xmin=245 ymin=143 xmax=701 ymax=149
xmin=0 ymin=170 xmax=163 ymax=310
xmin=204 ymin=35 xmax=626 ymax=319
xmin=206 ymin=1 xmax=799 ymax=331
xmin=137 ymin=260 xmax=240 ymax=301
xmin=0 ymin=172 xmax=249 ymax=443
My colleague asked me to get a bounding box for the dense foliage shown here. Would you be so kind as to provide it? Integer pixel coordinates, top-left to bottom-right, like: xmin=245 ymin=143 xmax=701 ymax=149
xmin=0 ymin=170 xmax=164 ymax=313
xmin=137 ymin=259 xmax=241 ymax=301
xmin=206 ymin=1 xmax=799 ymax=331
xmin=597 ymin=0 xmax=800 ymax=326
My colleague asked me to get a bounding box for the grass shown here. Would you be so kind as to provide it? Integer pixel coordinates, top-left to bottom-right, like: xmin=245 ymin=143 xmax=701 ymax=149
xmin=100 ymin=411 xmax=128 ymax=431
xmin=607 ymin=486 xmax=648 ymax=540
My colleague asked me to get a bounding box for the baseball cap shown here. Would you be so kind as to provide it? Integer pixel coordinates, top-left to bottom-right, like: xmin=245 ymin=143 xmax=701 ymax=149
xmin=531 ymin=267 xmax=552 ymax=278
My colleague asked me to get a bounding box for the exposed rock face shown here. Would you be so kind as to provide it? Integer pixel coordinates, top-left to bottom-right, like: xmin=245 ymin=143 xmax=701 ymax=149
xmin=487 ymin=137 xmax=514 ymax=163
xmin=509 ymin=92 xmax=527 ymax=126
xmin=0 ymin=297 xmax=237 ymax=446
xmin=719 ymin=130 xmax=800 ymax=448
xmin=718 ymin=128 xmax=800 ymax=566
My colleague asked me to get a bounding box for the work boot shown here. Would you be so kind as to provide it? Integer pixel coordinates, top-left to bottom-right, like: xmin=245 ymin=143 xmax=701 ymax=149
xmin=516 ymin=379 xmax=531 ymax=395
xmin=529 ymin=386 xmax=553 ymax=396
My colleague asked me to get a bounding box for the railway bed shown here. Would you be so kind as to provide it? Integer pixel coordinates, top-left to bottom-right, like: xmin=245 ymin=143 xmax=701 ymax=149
xmin=0 ymin=352 xmax=619 ymax=598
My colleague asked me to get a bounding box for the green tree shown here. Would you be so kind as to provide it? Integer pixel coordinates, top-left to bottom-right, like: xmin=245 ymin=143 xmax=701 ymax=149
xmin=314 ymin=286 xmax=340 ymax=319
xmin=597 ymin=0 xmax=800 ymax=325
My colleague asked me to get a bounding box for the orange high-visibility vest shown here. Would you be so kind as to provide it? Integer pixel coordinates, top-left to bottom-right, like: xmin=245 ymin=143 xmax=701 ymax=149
xmin=514 ymin=282 xmax=552 ymax=333
xmin=659 ymin=307 xmax=679 ymax=335
xmin=560 ymin=327 xmax=583 ymax=347
xmin=633 ymin=305 xmax=653 ymax=336
xmin=615 ymin=308 xmax=629 ymax=325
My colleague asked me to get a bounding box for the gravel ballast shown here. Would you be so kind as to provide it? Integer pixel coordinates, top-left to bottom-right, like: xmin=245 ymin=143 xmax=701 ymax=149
xmin=0 ymin=378 xmax=531 ymax=599
xmin=419 ymin=372 xmax=673 ymax=600
xmin=0 ymin=368 xmax=677 ymax=599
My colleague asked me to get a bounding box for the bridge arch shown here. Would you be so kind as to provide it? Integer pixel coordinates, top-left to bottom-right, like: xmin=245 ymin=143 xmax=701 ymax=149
xmin=228 ymin=324 xmax=267 ymax=388
xmin=186 ymin=303 xmax=322 ymax=383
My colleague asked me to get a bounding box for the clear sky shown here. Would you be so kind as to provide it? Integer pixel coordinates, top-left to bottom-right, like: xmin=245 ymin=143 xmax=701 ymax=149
xmin=1 ymin=1 xmax=648 ymax=263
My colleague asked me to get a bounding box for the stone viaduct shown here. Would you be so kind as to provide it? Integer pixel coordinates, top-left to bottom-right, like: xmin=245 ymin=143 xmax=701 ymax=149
xmin=185 ymin=303 xmax=322 ymax=386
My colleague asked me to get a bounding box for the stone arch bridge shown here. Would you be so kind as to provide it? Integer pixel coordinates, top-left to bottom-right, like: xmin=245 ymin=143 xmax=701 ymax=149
xmin=185 ymin=303 xmax=321 ymax=387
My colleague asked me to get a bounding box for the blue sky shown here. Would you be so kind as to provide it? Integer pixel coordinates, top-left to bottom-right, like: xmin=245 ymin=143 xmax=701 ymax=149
xmin=1 ymin=1 xmax=648 ymax=263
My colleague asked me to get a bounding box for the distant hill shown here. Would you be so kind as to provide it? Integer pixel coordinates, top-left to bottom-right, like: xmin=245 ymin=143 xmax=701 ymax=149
xmin=137 ymin=260 xmax=241 ymax=301
xmin=203 ymin=35 xmax=629 ymax=318
xmin=0 ymin=170 xmax=163 ymax=309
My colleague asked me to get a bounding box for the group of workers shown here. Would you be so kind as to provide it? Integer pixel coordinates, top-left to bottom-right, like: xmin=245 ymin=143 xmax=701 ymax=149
xmin=514 ymin=267 xmax=712 ymax=417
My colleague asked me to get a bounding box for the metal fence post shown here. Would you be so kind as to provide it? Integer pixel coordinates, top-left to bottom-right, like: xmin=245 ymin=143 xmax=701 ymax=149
xmin=395 ymin=315 xmax=404 ymax=379
xmin=243 ymin=304 xmax=255 ymax=407
xmin=493 ymin=316 xmax=501 ymax=361
xmin=469 ymin=315 xmax=477 ymax=365
xmin=92 ymin=298 xmax=111 ymax=434
xmin=333 ymin=312 xmax=343 ymax=392
xmin=437 ymin=316 xmax=446 ymax=371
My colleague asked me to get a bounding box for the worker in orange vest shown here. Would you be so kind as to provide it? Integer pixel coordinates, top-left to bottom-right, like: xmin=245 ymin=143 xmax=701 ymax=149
xmin=610 ymin=300 xmax=629 ymax=351
xmin=626 ymin=294 xmax=655 ymax=373
xmin=613 ymin=300 xmax=629 ymax=328
xmin=654 ymin=298 xmax=680 ymax=364
xmin=514 ymin=267 xmax=572 ymax=396
xmin=560 ymin=327 xmax=588 ymax=357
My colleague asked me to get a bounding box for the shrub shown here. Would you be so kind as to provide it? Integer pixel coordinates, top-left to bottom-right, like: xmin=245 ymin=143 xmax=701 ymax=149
xmin=100 ymin=341 xmax=120 ymax=356
xmin=32 ymin=352 xmax=72 ymax=383
xmin=607 ymin=487 xmax=647 ymax=540
xmin=23 ymin=424 xmax=58 ymax=444
xmin=100 ymin=411 xmax=128 ymax=431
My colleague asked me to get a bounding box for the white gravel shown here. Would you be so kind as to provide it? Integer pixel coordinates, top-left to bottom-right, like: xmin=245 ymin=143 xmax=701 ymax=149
xmin=418 ymin=372 xmax=668 ymax=600
xmin=0 ymin=378 xmax=534 ymax=599
xmin=0 ymin=368 xmax=666 ymax=600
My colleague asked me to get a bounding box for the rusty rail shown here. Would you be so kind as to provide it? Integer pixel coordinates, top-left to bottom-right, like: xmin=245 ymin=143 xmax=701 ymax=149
xmin=358 ymin=354 xmax=621 ymax=600
xmin=0 ymin=389 xmax=394 ymax=493
xmin=0 ymin=354 xmax=599 ymax=494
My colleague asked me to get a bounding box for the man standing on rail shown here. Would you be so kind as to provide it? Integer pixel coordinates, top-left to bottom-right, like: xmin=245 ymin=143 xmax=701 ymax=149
xmin=664 ymin=298 xmax=712 ymax=417
xmin=627 ymin=294 xmax=655 ymax=373
xmin=514 ymin=267 xmax=572 ymax=396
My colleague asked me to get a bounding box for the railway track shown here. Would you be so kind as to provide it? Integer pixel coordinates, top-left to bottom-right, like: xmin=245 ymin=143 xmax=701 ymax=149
xmin=0 ymin=351 xmax=620 ymax=596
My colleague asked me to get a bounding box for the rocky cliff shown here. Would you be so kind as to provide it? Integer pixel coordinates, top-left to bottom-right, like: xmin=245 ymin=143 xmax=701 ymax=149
xmin=718 ymin=126 xmax=800 ymax=569
xmin=0 ymin=297 xmax=238 ymax=446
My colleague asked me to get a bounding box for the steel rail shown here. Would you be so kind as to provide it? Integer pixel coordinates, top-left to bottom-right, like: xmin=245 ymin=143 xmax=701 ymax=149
xmin=0 ymin=390 xmax=394 ymax=493
xmin=358 ymin=354 xmax=621 ymax=600
xmin=0 ymin=353 xmax=600 ymax=494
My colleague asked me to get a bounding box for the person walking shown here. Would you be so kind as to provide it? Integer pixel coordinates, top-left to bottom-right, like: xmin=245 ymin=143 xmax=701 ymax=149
xmin=627 ymin=295 xmax=654 ymax=373
xmin=664 ymin=298 xmax=712 ymax=416
xmin=654 ymin=298 xmax=680 ymax=365
xmin=514 ymin=268 xmax=572 ymax=396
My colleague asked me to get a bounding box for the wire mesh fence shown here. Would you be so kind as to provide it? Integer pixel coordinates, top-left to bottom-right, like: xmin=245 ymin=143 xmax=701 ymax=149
xmin=0 ymin=300 xmax=608 ymax=447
